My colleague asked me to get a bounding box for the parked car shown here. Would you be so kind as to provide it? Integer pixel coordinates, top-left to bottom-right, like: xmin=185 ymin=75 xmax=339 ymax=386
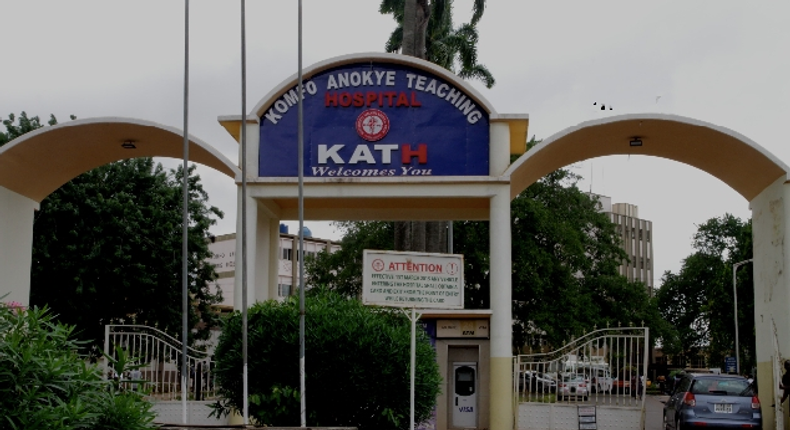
xmin=663 ymin=373 xmax=761 ymax=430
xmin=613 ymin=366 xmax=636 ymax=394
xmin=557 ymin=374 xmax=589 ymax=401
xmin=519 ymin=370 xmax=557 ymax=393
xmin=588 ymin=368 xmax=613 ymax=393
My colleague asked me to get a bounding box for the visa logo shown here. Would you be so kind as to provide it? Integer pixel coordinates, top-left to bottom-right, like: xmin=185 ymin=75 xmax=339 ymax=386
xmin=458 ymin=406 xmax=474 ymax=412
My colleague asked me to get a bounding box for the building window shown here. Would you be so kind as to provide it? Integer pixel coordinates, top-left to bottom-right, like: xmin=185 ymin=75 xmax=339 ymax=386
xmin=278 ymin=284 xmax=292 ymax=297
xmin=282 ymin=248 xmax=293 ymax=261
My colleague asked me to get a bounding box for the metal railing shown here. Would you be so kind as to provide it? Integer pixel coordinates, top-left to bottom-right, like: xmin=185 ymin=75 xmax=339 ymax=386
xmin=514 ymin=327 xmax=649 ymax=407
xmin=103 ymin=324 xmax=217 ymax=401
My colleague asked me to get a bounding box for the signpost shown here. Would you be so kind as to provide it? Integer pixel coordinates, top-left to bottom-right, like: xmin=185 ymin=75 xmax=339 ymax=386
xmin=578 ymin=406 xmax=597 ymax=430
xmin=725 ymin=356 xmax=737 ymax=374
xmin=362 ymin=250 xmax=464 ymax=308
xmin=362 ymin=250 xmax=464 ymax=430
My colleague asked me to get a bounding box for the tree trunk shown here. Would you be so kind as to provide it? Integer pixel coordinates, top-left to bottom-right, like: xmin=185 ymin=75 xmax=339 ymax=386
xmin=395 ymin=0 xmax=447 ymax=254
xmin=402 ymin=0 xmax=430 ymax=59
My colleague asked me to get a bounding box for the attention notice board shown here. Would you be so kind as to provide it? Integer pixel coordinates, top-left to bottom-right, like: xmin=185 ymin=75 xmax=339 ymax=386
xmin=362 ymin=250 xmax=464 ymax=309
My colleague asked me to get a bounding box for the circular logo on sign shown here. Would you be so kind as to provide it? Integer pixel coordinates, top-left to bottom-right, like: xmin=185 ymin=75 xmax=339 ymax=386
xmin=356 ymin=109 xmax=390 ymax=142
xmin=446 ymin=262 xmax=459 ymax=276
xmin=372 ymin=258 xmax=385 ymax=272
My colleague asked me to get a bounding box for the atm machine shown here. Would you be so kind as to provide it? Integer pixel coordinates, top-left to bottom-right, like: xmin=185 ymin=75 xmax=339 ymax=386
xmin=452 ymin=362 xmax=478 ymax=428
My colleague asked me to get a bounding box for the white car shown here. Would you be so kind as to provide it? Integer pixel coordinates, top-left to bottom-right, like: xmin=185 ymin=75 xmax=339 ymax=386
xmin=557 ymin=374 xmax=589 ymax=401
xmin=520 ymin=371 xmax=557 ymax=393
xmin=589 ymin=369 xmax=613 ymax=393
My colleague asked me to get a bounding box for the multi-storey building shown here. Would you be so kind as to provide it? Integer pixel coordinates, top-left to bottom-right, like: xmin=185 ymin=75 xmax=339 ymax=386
xmin=206 ymin=225 xmax=341 ymax=310
xmin=590 ymin=194 xmax=654 ymax=292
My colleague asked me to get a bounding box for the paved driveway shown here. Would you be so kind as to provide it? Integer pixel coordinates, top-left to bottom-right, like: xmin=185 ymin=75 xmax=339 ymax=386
xmin=646 ymin=395 xmax=669 ymax=430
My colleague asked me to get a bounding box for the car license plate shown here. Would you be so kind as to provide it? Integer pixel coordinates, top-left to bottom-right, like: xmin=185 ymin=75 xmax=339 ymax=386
xmin=714 ymin=403 xmax=733 ymax=413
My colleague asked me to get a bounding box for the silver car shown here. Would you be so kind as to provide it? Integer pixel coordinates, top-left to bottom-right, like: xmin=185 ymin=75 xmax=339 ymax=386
xmin=557 ymin=374 xmax=589 ymax=401
xmin=663 ymin=373 xmax=761 ymax=430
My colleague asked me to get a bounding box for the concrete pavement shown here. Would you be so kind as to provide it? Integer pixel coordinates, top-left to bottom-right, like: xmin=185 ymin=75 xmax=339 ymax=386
xmin=645 ymin=395 xmax=669 ymax=430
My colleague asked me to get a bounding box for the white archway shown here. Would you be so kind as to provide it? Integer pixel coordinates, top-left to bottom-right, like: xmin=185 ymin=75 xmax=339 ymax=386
xmin=0 ymin=117 xmax=240 ymax=305
xmin=506 ymin=113 xmax=790 ymax=428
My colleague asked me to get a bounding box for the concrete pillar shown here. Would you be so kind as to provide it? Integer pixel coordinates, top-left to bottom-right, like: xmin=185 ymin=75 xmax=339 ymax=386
xmin=751 ymin=177 xmax=790 ymax=429
xmin=233 ymin=191 xmax=258 ymax=310
xmin=0 ymin=186 xmax=37 ymax=306
xmin=269 ymin=219 xmax=280 ymax=300
xmin=489 ymin=187 xmax=513 ymax=430
xmin=490 ymin=121 xmax=511 ymax=177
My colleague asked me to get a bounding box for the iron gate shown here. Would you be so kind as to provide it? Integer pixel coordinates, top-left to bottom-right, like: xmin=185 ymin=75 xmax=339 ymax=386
xmin=103 ymin=324 xmax=224 ymax=425
xmin=514 ymin=327 xmax=649 ymax=430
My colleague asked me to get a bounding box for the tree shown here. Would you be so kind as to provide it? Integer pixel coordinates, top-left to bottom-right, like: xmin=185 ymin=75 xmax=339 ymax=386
xmin=306 ymin=221 xmax=394 ymax=298
xmin=0 ymin=111 xmax=74 ymax=146
xmin=0 ymin=302 xmax=156 ymax=430
xmin=380 ymin=0 xmax=494 ymax=88
xmin=655 ymin=255 xmax=716 ymax=366
xmin=1 ymin=112 xmax=224 ymax=354
xmin=30 ymin=160 xmax=223 ymax=354
xmin=507 ymin=167 xmax=659 ymax=348
xmin=655 ymin=214 xmax=754 ymax=370
xmin=211 ymin=288 xmax=441 ymax=430
xmin=381 ymin=0 xmax=494 ymax=254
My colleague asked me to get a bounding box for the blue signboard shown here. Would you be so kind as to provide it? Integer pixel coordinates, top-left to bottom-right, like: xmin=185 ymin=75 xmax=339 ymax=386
xmin=725 ymin=356 xmax=737 ymax=373
xmin=259 ymin=61 xmax=490 ymax=177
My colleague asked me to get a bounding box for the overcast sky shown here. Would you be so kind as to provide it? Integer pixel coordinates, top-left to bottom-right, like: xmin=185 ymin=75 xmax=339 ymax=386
xmin=3 ymin=1 xmax=788 ymax=287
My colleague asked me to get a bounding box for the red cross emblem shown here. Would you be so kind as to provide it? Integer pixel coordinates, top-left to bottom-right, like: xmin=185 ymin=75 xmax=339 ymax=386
xmin=355 ymin=109 xmax=390 ymax=142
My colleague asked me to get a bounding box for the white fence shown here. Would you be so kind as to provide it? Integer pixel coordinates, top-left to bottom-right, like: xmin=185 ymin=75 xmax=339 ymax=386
xmin=103 ymin=324 xmax=218 ymax=401
xmin=515 ymin=327 xmax=649 ymax=430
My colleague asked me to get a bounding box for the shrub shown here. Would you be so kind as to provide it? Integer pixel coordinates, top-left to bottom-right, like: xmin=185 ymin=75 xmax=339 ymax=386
xmin=0 ymin=301 xmax=156 ymax=430
xmin=212 ymin=288 xmax=441 ymax=430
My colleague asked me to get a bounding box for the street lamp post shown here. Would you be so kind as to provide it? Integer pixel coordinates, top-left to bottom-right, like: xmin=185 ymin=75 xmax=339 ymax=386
xmin=733 ymin=258 xmax=753 ymax=375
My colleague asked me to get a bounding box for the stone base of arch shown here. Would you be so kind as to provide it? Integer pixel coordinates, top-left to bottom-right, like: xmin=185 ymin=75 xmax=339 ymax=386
xmin=0 ymin=186 xmax=36 ymax=306
xmin=752 ymin=177 xmax=790 ymax=428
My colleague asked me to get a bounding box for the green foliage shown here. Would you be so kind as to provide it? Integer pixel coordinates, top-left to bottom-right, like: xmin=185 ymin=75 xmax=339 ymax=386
xmin=0 ymin=112 xmax=224 ymax=355
xmin=504 ymin=167 xmax=659 ymax=348
xmin=89 ymin=391 xmax=157 ymax=430
xmin=212 ymin=288 xmax=441 ymax=430
xmin=0 ymin=302 xmax=155 ymax=430
xmin=0 ymin=111 xmax=74 ymax=146
xmin=380 ymin=0 xmax=495 ymax=88
xmin=306 ymin=221 xmax=395 ymax=297
xmin=29 ymin=158 xmax=224 ymax=355
xmin=656 ymin=214 xmax=754 ymax=370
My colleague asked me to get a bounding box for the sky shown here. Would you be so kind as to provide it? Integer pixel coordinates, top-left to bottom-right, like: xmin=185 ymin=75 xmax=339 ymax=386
xmin=2 ymin=0 xmax=788 ymax=287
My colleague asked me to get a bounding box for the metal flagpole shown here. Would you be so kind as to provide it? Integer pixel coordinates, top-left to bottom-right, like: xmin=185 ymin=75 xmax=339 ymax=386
xmin=297 ymin=0 xmax=307 ymax=427
xmin=410 ymin=307 xmax=417 ymax=430
xmin=400 ymin=307 xmax=422 ymax=430
xmin=181 ymin=0 xmax=190 ymax=424
xmin=240 ymin=0 xmax=250 ymax=424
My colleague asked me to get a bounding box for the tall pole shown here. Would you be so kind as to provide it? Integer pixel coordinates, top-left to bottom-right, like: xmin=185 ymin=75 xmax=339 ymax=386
xmin=297 ymin=0 xmax=307 ymax=426
xmin=181 ymin=0 xmax=190 ymax=424
xmin=240 ymin=0 xmax=249 ymax=424
xmin=410 ymin=307 xmax=417 ymax=430
xmin=733 ymin=258 xmax=753 ymax=375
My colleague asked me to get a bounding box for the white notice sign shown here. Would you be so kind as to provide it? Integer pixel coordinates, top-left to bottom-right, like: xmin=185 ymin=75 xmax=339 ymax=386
xmin=362 ymin=250 xmax=464 ymax=309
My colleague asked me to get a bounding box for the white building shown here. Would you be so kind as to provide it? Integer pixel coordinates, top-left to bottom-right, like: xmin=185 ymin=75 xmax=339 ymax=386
xmin=591 ymin=194 xmax=654 ymax=291
xmin=206 ymin=225 xmax=341 ymax=310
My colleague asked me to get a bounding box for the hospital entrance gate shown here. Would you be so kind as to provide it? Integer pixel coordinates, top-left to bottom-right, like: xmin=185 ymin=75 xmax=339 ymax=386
xmin=515 ymin=327 xmax=649 ymax=430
